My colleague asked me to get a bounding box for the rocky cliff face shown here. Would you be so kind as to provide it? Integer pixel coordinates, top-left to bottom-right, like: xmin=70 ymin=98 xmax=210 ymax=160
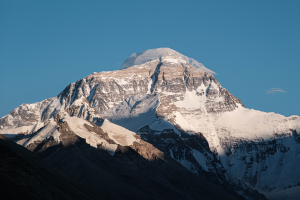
xmin=1 ymin=48 xmax=299 ymax=199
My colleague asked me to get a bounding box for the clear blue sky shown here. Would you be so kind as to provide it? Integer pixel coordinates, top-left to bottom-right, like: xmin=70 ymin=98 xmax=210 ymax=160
xmin=1 ymin=0 xmax=299 ymax=117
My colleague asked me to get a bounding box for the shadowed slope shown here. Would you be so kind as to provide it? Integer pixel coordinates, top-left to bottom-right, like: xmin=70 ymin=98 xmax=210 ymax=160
xmin=0 ymin=134 xmax=97 ymax=200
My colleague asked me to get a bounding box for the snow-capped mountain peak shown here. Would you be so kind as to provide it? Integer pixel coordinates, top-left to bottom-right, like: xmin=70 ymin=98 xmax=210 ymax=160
xmin=2 ymin=48 xmax=300 ymax=200
xmin=121 ymin=47 xmax=216 ymax=74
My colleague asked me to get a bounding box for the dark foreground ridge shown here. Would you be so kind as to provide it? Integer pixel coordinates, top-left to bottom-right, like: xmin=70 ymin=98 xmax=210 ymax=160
xmin=0 ymin=134 xmax=97 ymax=200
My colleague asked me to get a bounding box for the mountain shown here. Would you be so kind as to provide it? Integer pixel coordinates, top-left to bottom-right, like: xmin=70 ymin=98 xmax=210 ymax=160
xmin=1 ymin=47 xmax=299 ymax=199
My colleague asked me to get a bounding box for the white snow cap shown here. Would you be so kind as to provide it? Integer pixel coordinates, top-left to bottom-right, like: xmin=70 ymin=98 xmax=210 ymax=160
xmin=121 ymin=47 xmax=216 ymax=74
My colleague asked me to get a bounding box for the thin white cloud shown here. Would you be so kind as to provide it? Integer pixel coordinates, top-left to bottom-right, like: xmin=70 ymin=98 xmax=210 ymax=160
xmin=266 ymin=88 xmax=287 ymax=94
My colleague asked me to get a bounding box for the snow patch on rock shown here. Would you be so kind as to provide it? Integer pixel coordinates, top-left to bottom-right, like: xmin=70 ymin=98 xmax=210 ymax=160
xmin=101 ymin=119 xmax=138 ymax=146
xmin=18 ymin=119 xmax=60 ymax=147
xmin=63 ymin=117 xmax=117 ymax=154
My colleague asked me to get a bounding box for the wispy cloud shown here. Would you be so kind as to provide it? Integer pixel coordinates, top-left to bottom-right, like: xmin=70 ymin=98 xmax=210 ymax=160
xmin=266 ymin=88 xmax=287 ymax=94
